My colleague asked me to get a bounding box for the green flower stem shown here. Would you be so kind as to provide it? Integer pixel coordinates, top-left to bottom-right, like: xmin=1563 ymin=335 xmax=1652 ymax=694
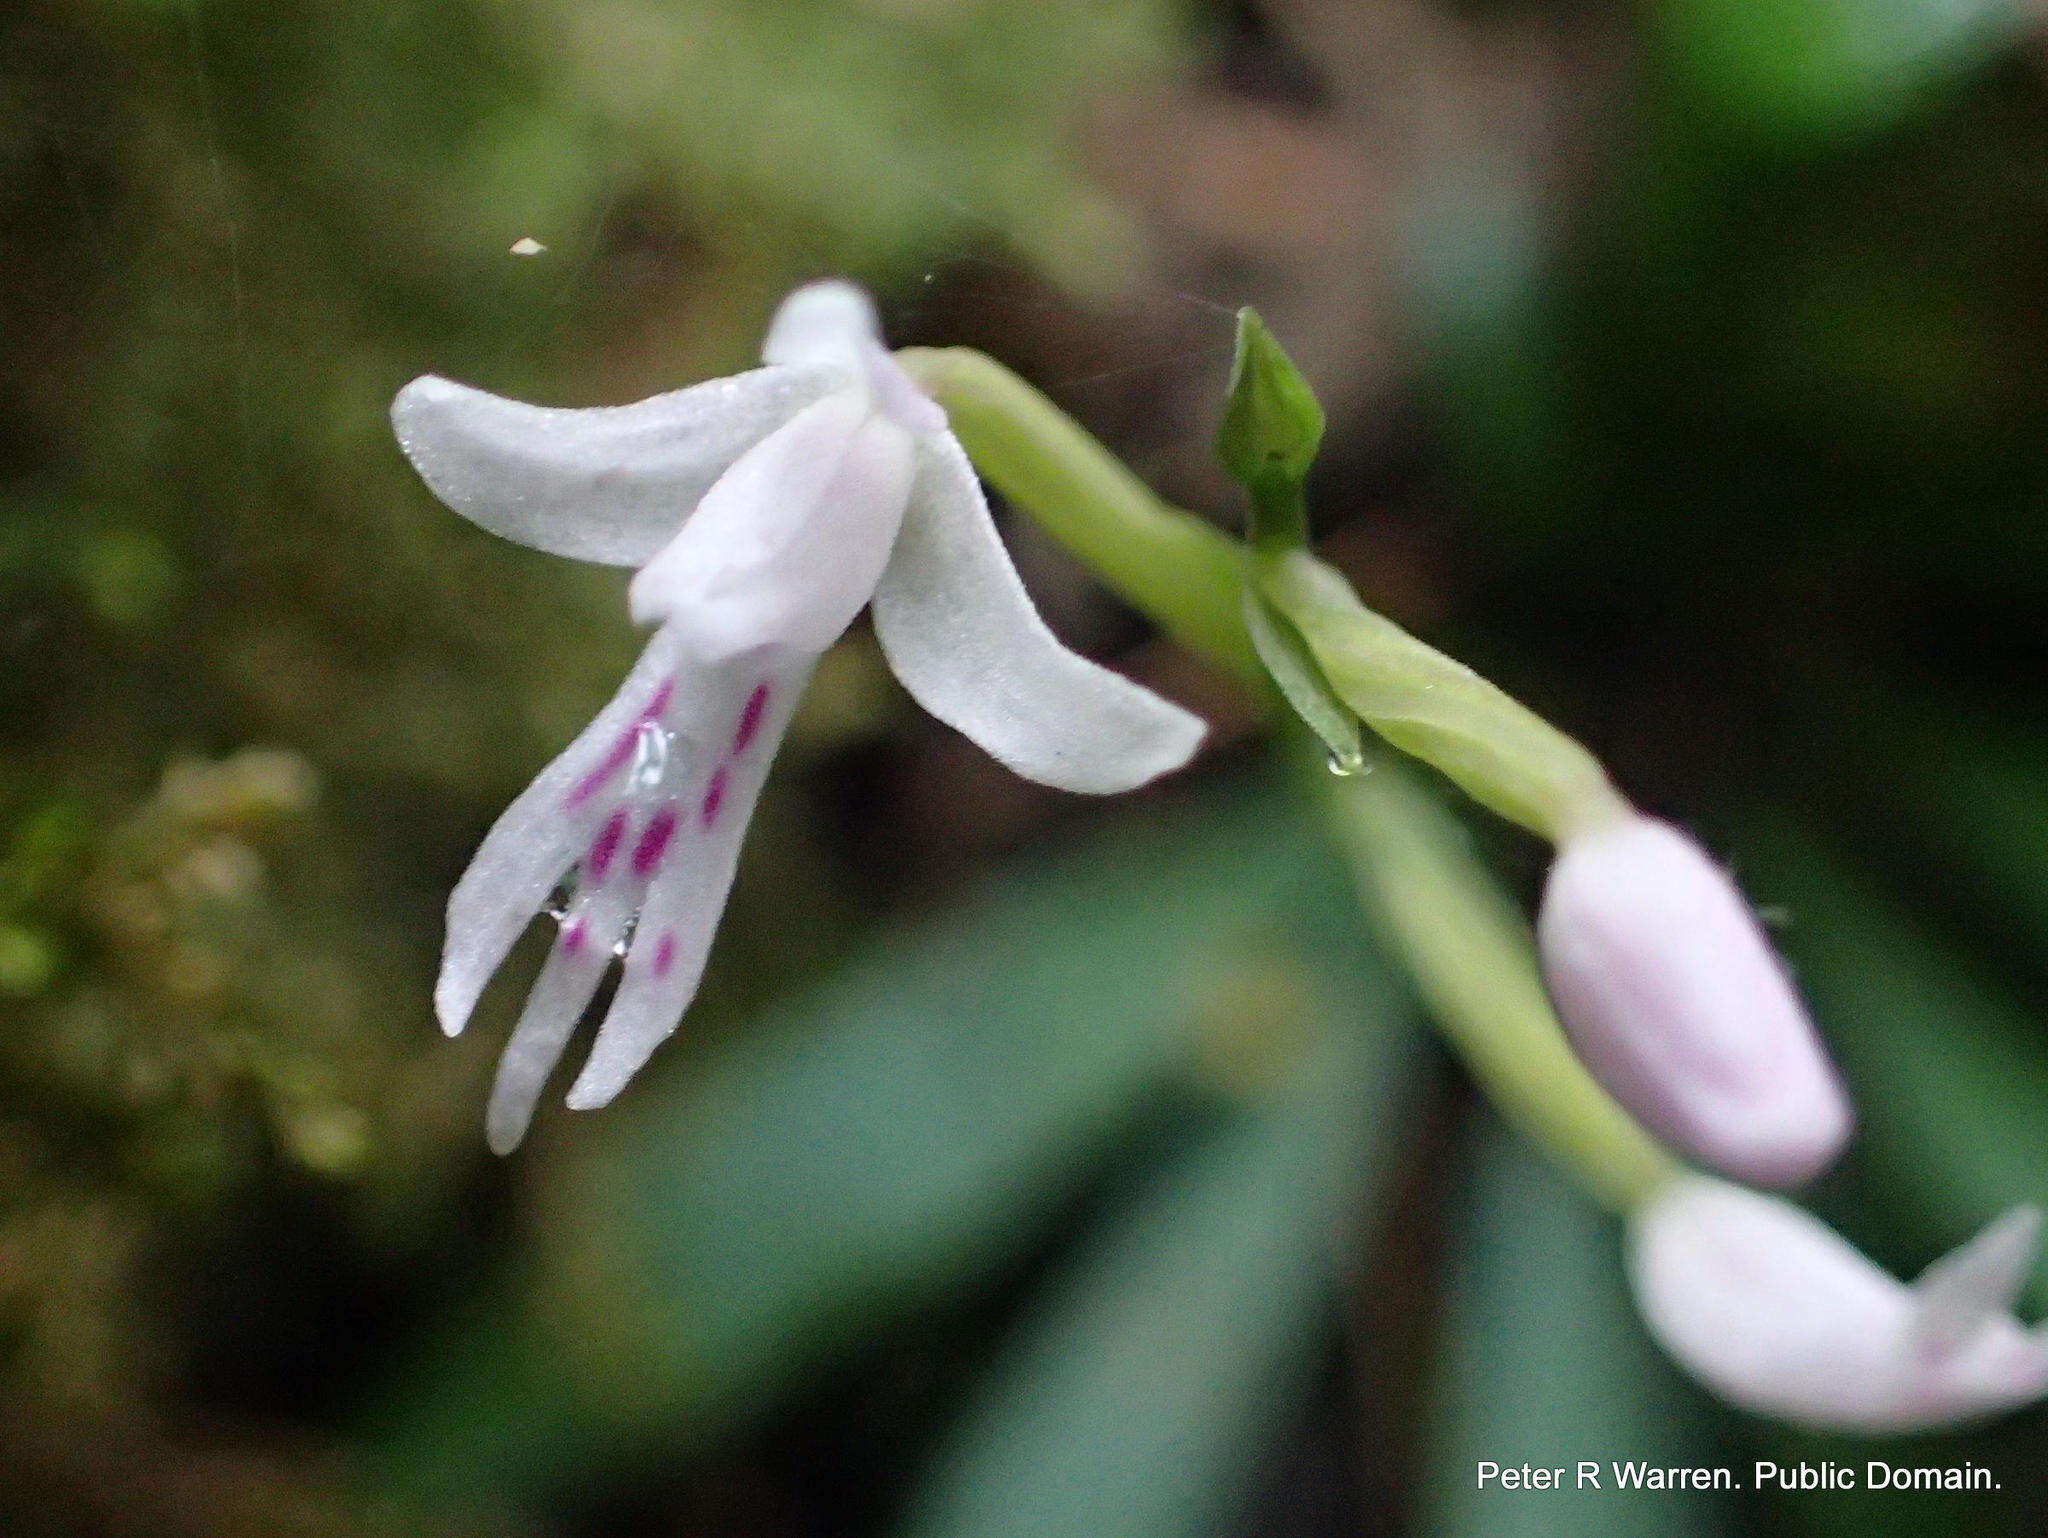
xmin=899 ymin=344 xmax=1678 ymax=1210
xmin=1325 ymin=756 xmax=1679 ymax=1212
xmin=1255 ymin=549 xmax=1629 ymax=845
xmin=896 ymin=347 xmax=1262 ymax=686
xmin=899 ymin=346 xmax=1626 ymax=846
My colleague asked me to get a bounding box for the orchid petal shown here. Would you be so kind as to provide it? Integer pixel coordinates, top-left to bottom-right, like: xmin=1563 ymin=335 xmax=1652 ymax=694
xmin=870 ymin=431 xmax=1206 ymax=794
xmin=629 ymin=390 xmax=915 ymax=656
xmin=435 ymin=623 xmax=692 ymax=1038
xmin=392 ymin=364 xmax=841 ymax=566
xmin=565 ymin=651 xmax=814 ymax=1110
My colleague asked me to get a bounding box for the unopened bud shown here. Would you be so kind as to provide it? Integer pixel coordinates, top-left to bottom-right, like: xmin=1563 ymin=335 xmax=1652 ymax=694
xmin=1536 ymin=815 xmax=1850 ymax=1186
xmin=1629 ymin=1177 xmax=2048 ymax=1431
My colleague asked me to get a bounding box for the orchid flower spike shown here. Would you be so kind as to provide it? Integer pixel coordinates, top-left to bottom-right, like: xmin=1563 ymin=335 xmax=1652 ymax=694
xmin=1630 ymin=1176 xmax=2048 ymax=1431
xmin=393 ymin=281 xmax=1206 ymax=1151
xmin=1536 ymin=814 xmax=1852 ymax=1188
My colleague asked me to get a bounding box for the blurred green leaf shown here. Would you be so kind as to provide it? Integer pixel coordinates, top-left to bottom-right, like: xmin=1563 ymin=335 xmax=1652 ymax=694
xmin=1825 ymin=700 xmax=2048 ymax=966
xmin=507 ymin=0 xmax=1184 ymax=298
xmin=898 ymin=950 xmax=1416 ymax=1538
xmin=76 ymin=528 xmax=181 ymax=635
xmin=1657 ymin=0 xmax=2037 ymax=142
xmin=1421 ymin=1117 xmax=1734 ymax=1538
xmin=0 ymin=923 xmax=57 ymax=997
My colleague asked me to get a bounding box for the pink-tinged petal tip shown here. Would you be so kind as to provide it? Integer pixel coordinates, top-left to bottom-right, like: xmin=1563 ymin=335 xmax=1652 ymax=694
xmin=563 ymin=1074 xmax=624 ymax=1113
xmin=434 ymin=985 xmax=471 ymax=1039
xmin=761 ymin=281 xmax=881 ymax=372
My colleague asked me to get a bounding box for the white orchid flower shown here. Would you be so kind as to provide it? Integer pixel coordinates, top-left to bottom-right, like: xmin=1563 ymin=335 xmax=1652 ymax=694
xmin=1629 ymin=1175 xmax=2048 ymax=1431
xmin=392 ymin=281 xmax=1206 ymax=1151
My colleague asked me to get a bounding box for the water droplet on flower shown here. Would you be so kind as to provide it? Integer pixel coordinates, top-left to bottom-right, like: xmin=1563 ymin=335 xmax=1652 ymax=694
xmin=543 ymin=881 xmax=574 ymax=922
xmin=629 ymin=721 xmax=671 ymax=791
xmin=614 ymin=909 xmax=641 ymax=959
xmin=1325 ymin=747 xmax=1367 ymax=777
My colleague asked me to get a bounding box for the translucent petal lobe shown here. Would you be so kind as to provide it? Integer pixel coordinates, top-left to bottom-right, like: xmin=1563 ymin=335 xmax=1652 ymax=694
xmin=1629 ymin=1178 xmax=1911 ymax=1428
xmin=871 ymin=431 xmax=1207 ymax=794
xmin=392 ymin=364 xmax=841 ymax=566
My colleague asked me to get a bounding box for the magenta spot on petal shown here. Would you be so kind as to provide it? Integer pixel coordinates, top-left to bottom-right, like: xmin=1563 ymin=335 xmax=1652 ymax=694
xmin=653 ymin=930 xmax=676 ymax=977
xmin=732 ymin=684 xmax=770 ymax=755
xmin=566 ymin=677 xmax=676 ymax=808
xmin=632 ymin=805 xmax=678 ymax=877
xmin=642 ymin=677 xmax=676 ymax=722
xmin=562 ymin=918 xmax=588 ymax=956
xmin=569 ymin=731 xmax=636 ymax=808
xmin=586 ymin=809 xmax=627 ymax=883
xmin=700 ymin=766 xmax=729 ymax=829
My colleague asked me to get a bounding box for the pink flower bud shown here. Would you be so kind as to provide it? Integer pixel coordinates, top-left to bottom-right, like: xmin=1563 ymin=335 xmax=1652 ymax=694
xmin=1630 ymin=1177 xmax=2048 ymax=1431
xmin=1536 ymin=815 xmax=1851 ymax=1186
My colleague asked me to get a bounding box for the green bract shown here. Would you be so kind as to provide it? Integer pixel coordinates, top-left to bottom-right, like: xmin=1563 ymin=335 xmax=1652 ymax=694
xmin=1238 ymin=581 xmax=1365 ymax=775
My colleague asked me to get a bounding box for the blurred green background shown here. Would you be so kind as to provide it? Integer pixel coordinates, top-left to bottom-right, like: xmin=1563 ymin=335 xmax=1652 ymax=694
xmin=3 ymin=0 xmax=2047 ymax=1532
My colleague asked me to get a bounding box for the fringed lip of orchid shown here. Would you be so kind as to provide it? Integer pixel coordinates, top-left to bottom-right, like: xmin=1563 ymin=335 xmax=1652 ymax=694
xmin=392 ymin=280 xmax=1206 ymax=1151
